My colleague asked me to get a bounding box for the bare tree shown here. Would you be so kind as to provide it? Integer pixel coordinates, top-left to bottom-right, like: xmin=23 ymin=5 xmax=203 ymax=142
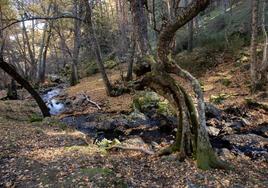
xmin=0 ymin=4 xmax=50 ymax=117
xmin=250 ymin=0 xmax=266 ymax=91
xmin=70 ymin=0 xmax=82 ymax=86
xmin=83 ymin=0 xmax=114 ymax=96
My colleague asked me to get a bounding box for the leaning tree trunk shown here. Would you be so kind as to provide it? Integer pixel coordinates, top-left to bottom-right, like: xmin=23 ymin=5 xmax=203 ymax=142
xmin=83 ymin=0 xmax=114 ymax=96
xmin=142 ymin=0 xmax=228 ymax=170
xmin=0 ymin=57 xmax=50 ymax=117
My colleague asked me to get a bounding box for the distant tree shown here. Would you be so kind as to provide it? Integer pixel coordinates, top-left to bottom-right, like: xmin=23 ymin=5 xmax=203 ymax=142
xmin=185 ymin=0 xmax=194 ymax=52
xmin=37 ymin=2 xmax=53 ymax=84
xmin=83 ymin=0 xmax=114 ymax=96
xmin=260 ymin=0 xmax=268 ymax=88
xmin=129 ymin=0 xmax=151 ymax=76
xmin=250 ymin=0 xmax=267 ymax=91
xmin=70 ymin=0 xmax=82 ymax=86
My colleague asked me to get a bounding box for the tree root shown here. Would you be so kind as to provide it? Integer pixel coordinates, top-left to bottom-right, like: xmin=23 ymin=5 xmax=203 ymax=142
xmin=107 ymin=145 xmax=155 ymax=155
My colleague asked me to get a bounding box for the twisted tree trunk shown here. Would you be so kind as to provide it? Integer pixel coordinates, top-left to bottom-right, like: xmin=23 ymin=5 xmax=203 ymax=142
xmin=142 ymin=0 xmax=228 ymax=170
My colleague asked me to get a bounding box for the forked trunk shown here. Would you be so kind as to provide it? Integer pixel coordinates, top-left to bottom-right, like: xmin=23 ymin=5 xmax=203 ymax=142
xmin=142 ymin=0 xmax=228 ymax=170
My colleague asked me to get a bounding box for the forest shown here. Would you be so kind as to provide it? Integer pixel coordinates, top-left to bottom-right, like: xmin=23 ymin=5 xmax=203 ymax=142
xmin=0 ymin=0 xmax=267 ymax=187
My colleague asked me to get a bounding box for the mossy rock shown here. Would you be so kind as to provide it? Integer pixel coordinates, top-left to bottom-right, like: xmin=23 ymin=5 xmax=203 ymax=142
xmin=132 ymin=91 xmax=175 ymax=117
xmin=104 ymin=60 xmax=117 ymax=69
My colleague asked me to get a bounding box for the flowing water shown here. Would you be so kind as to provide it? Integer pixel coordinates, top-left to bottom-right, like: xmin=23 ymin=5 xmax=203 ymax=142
xmin=42 ymin=88 xmax=65 ymax=115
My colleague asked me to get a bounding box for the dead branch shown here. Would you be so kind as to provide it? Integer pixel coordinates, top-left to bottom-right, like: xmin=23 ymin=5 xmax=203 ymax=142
xmin=82 ymin=92 xmax=101 ymax=110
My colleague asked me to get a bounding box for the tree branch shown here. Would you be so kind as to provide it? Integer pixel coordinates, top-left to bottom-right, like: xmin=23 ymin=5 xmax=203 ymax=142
xmin=1 ymin=14 xmax=83 ymax=31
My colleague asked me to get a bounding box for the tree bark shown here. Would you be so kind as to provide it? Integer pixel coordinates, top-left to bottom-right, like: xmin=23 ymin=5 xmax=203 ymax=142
xmin=141 ymin=0 xmax=228 ymax=169
xmin=260 ymin=0 xmax=268 ymax=87
xmin=83 ymin=0 xmax=114 ymax=96
xmin=70 ymin=0 xmax=82 ymax=86
xmin=126 ymin=34 xmax=136 ymax=81
xmin=130 ymin=0 xmax=150 ymax=56
xmin=37 ymin=3 xmax=53 ymax=84
xmin=250 ymin=0 xmax=261 ymax=91
xmin=6 ymin=79 xmax=18 ymax=100
xmin=130 ymin=0 xmax=151 ymax=76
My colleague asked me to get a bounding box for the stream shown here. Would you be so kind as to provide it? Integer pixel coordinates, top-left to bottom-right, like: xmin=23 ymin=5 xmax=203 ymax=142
xmin=41 ymin=87 xmax=268 ymax=161
xmin=42 ymin=87 xmax=65 ymax=115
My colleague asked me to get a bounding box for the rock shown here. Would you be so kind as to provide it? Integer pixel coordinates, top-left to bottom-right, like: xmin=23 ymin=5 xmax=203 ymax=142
xmin=241 ymin=118 xmax=251 ymax=126
xmin=229 ymin=120 xmax=244 ymax=132
xmin=95 ymin=120 xmax=115 ymax=131
xmin=151 ymin=141 xmax=159 ymax=149
xmin=122 ymin=136 xmax=152 ymax=151
xmin=64 ymin=98 xmax=72 ymax=106
xmin=48 ymin=74 xmax=63 ymax=83
xmin=132 ymin=91 xmax=175 ymax=118
xmin=129 ymin=110 xmax=147 ymax=121
xmin=206 ymin=118 xmax=221 ymax=127
xmin=219 ymin=148 xmax=235 ymax=160
xmin=220 ymin=126 xmax=235 ymax=135
xmin=223 ymin=134 xmax=268 ymax=159
xmin=207 ymin=126 xmax=220 ymax=136
xmin=253 ymin=122 xmax=268 ymax=137
xmin=72 ymin=94 xmax=86 ymax=107
xmin=205 ymin=102 xmax=222 ymax=120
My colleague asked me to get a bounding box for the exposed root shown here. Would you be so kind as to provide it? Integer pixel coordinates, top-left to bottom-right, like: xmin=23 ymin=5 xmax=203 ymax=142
xmin=107 ymin=145 xmax=155 ymax=155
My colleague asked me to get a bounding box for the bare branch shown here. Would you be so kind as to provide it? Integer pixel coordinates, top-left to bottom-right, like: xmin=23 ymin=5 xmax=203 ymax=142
xmin=1 ymin=14 xmax=83 ymax=31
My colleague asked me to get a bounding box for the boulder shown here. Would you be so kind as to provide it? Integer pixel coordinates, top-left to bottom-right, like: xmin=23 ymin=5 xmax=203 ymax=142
xmin=132 ymin=91 xmax=175 ymax=118
xmin=219 ymin=148 xmax=235 ymax=160
xmin=72 ymin=94 xmax=86 ymax=107
xmin=207 ymin=126 xmax=220 ymax=136
xmin=253 ymin=122 xmax=268 ymax=137
xmin=205 ymin=102 xmax=222 ymax=120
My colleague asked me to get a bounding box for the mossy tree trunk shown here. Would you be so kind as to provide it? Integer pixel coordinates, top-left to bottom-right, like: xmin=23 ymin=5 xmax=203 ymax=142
xmin=142 ymin=0 xmax=228 ymax=170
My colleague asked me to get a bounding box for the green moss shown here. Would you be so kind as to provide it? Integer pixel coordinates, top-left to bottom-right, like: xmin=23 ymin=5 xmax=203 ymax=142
xmin=85 ymin=61 xmax=99 ymax=76
xmin=42 ymin=117 xmax=68 ymax=130
xmin=80 ymin=168 xmax=112 ymax=177
xmin=132 ymin=91 xmax=175 ymax=117
xmin=29 ymin=113 xmax=43 ymax=122
xmin=104 ymin=60 xmax=117 ymax=69
xmin=209 ymin=93 xmax=230 ymax=104
xmin=219 ymin=78 xmax=232 ymax=87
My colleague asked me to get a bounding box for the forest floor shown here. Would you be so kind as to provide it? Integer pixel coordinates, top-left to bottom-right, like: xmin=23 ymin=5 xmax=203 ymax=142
xmin=0 ymin=51 xmax=268 ymax=187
